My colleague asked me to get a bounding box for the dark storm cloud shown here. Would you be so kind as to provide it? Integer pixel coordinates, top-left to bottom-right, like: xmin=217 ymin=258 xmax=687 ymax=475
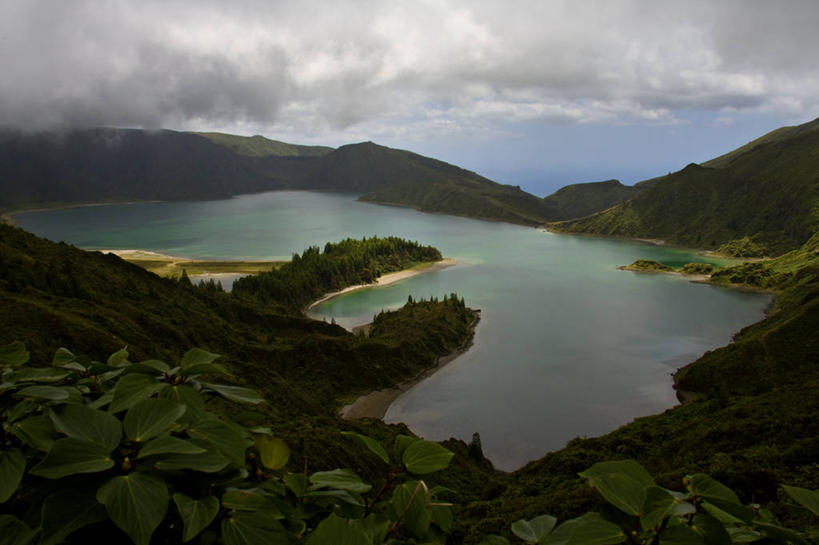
xmin=1 ymin=0 xmax=817 ymax=135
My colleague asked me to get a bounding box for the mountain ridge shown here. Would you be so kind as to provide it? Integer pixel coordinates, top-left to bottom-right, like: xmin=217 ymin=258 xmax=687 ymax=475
xmin=553 ymin=116 xmax=819 ymax=255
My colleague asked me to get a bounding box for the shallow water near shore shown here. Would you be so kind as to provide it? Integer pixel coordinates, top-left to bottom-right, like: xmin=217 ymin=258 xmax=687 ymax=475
xmin=15 ymin=191 xmax=771 ymax=470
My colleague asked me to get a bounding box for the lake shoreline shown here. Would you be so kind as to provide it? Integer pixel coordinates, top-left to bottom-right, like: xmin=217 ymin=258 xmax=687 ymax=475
xmin=340 ymin=310 xmax=481 ymax=420
xmin=305 ymin=258 xmax=457 ymax=311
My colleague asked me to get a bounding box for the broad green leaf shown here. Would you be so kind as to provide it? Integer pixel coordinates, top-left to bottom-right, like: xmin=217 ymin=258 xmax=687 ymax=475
xmin=0 ymin=449 xmax=25 ymax=503
xmin=579 ymin=460 xmax=654 ymax=516
xmin=221 ymin=512 xmax=288 ymax=545
xmin=782 ymin=485 xmax=819 ymax=516
xmin=173 ymin=493 xmax=219 ymax=542
xmin=14 ymin=385 xmax=69 ymax=401
xmin=255 ymin=436 xmax=290 ymax=470
xmin=88 ymin=391 xmax=113 ymax=410
xmin=393 ymin=481 xmax=430 ymax=538
xmin=304 ymin=488 xmax=364 ymax=507
xmin=565 ymin=517 xmax=627 ymax=545
xmin=0 ymin=342 xmax=29 ymax=367
xmin=686 ymin=474 xmax=741 ymax=505
xmin=725 ymin=527 xmax=762 ymax=543
xmin=136 ymin=359 xmax=171 ymax=373
xmin=180 ymin=348 xmax=220 ymax=369
xmin=306 ymin=513 xmax=371 ymax=545
xmin=754 ymin=522 xmax=809 ymax=545
xmin=394 ymin=434 xmax=418 ymax=460
xmin=641 ymin=486 xmax=677 ymax=531
xmin=431 ymin=504 xmax=454 ymax=533
xmin=9 ymin=368 xmax=70 ymax=383
xmin=357 ymin=513 xmax=391 ymax=544
xmin=4 ymin=400 xmax=37 ymax=423
xmin=107 ymin=347 xmax=129 ymax=367
xmin=690 ymin=513 xmax=731 ymax=545
xmin=30 ymin=438 xmax=114 ymax=479
xmin=199 ymin=382 xmax=265 ymax=405
xmin=309 ymin=468 xmax=371 ymax=493
xmin=402 ymin=440 xmax=454 ymax=474
xmin=188 ymin=418 xmax=252 ymax=466
xmin=180 ymin=363 xmax=231 ymax=377
xmin=8 ymin=414 xmax=56 ymax=451
xmin=0 ymin=514 xmax=37 ymax=545
xmin=49 ymin=403 xmax=122 ymax=452
xmin=659 ymin=524 xmax=707 ymax=545
xmin=124 ymin=398 xmax=186 ymax=442
xmin=284 ymin=473 xmax=308 ymax=498
xmin=159 ymin=384 xmax=207 ymax=424
xmin=97 ymin=472 xmax=169 ymax=545
xmin=121 ymin=363 xmax=167 ymax=376
xmin=137 ymin=435 xmax=206 ymax=458
xmin=154 ymin=450 xmax=232 ymax=473
xmin=39 ymin=490 xmax=107 ymax=545
xmin=342 ymin=431 xmax=390 ymax=464
xmin=221 ymin=489 xmax=282 ymax=513
xmin=702 ymin=499 xmax=753 ymax=524
xmin=109 ymin=374 xmax=167 ymax=413
xmin=512 ymin=514 xmax=558 ymax=543
xmin=51 ymin=347 xmax=76 ymax=368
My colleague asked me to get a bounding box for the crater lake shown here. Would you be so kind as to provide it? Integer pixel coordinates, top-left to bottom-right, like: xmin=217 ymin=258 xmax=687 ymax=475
xmin=13 ymin=191 xmax=771 ymax=470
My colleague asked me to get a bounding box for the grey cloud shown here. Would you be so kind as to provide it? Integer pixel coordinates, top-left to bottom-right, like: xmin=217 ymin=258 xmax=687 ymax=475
xmin=0 ymin=0 xmax=817 ymax=135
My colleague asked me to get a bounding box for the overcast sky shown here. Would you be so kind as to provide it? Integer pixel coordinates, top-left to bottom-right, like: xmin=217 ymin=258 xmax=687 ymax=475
xmin=1 ymin=0 xmax=817 ymax=194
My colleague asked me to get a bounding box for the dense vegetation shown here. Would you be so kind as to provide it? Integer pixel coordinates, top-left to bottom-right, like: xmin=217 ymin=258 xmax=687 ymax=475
xmin=554 ymin=117 xmax=819 ymax=256
xmin=540 ymin=179 xmax=645 ymax=221
xmin=619 ymin=259 xmax=675 ymax=272
xmin=232 ymin=237 xmax=442 ymax=311
xmin=4 ymin=342 xmax=815 ymax=545
xmin=0 ymin=342 xmax=462 ymax=545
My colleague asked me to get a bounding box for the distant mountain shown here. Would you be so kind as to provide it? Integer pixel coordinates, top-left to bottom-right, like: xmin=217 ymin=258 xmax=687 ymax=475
xmin=194 ymin=132 xmax=333 ymax=157
xmin=0 ymin=127 xmax=308 ymax=208
xmin=312 ymin=142 xmax=556 ymax=225
xmin=1 ymin=128 xmax=590 ymax=226
xmin=540 ymin=179 xmax=644 ymax=221
xmin=553 ymin=117 xmax=819 ymax=255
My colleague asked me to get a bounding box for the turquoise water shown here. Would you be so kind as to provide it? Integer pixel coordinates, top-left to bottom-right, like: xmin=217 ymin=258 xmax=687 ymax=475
xmin=14 ymin=191 xmax=770 ymax=470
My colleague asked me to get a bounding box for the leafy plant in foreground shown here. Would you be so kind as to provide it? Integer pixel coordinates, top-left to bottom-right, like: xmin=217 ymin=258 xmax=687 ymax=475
xmin=482 ymin=460 xmax=818 ymax=545
xmin=0 ymin=342 xmax=455 ymax=545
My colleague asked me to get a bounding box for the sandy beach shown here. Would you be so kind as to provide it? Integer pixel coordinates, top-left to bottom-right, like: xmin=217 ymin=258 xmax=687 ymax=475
xmin=340 ymin=310 xmax=480 ymax=420
xmin=306 ymin=258 xmax=457 ymax=310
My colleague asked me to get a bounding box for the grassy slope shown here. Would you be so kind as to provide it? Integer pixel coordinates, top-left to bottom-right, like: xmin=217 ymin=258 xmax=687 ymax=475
xmin=194 ymin=132 xmax=333 ymax=157
xmin=554 ymin=117 xmax=819 ymax=255
xmin=541 ymin=179 xmax=645 ymax=221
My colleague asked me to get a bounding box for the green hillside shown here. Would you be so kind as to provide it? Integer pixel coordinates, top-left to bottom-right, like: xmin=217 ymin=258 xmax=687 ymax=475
xmin=194 ymin=131 xmax=333 ymax=157
xmin=360 ymin=178 xmax=557 ymax=226
xmin=541 ymin=179 xmax=644 ymax=221
xmin=553 ymin=117 xmax=819 ymax=255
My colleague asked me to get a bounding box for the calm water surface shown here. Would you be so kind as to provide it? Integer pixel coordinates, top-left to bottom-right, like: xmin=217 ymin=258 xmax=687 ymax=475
xmin=15 ymin=192 xmax=770 ymax=470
